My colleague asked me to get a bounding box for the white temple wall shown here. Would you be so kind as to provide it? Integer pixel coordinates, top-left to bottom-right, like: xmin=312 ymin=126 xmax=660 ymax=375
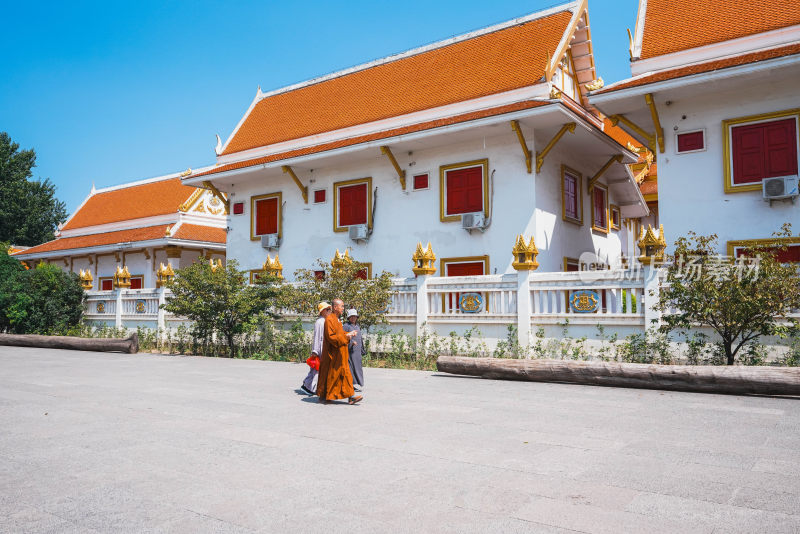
xmin=657 ymin=80 xmax=799 ymax=253
xmin=226 ymin=130 xmax=632 ymax=279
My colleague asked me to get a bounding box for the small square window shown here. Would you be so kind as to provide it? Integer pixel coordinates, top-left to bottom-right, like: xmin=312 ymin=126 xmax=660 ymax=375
xmin=413 ymin=173 xmax=429 ymax=191
xmin=313 ymin=189 xmax=326 ymax=204
xmin=314 ymin=270 xmax=325 ymax=280
xmin=676 ymin=130 xmax=705 ymax=153
xmin=232 ymin=202 xmax=245 ymax=215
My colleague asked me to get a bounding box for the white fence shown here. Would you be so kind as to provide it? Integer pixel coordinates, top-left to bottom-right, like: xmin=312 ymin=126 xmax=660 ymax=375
xmin=85 ymin=266 xmax=660 ymax=344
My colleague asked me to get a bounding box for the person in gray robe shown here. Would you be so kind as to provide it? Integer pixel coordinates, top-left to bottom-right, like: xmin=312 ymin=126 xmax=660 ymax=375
xmin=343 ymin=309 xmax=365 ymax=390
xmin=301 ymin=301 xmax=331 ymax=395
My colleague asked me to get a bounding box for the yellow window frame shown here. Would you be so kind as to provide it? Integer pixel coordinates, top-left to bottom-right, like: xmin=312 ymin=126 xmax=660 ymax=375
xmin=439 ymin=159 xmax=490 ymax=222
xmin=590 ymin=183 xmax=609 ymax=234
xmin=250 ymin=192 xmax=283 ymax=241
xmin=332 ymin=177 xmax=372 ymax=233
xmin=722 ymin=108 xmax=800 ymax=193
xmin=561 ymin=164 xmax=583 ymax=225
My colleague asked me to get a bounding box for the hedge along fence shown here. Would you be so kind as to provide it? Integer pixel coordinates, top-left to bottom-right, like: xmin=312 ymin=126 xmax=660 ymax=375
xmin=66 ymin=320 xmax=800 ymax=371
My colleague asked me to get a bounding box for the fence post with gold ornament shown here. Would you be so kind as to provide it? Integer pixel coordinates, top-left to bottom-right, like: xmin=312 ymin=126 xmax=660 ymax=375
xmin=411 ymin=242 xmax=436 ymax=337
xmin=638 ymin=224 xmax=666 ymax=330
xmin=511 ymin=235 xmax=539 ymax=352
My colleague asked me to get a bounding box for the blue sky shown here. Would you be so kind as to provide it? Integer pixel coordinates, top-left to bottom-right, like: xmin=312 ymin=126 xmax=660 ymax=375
xmin=0 ymin=0 xmax=639 ymax=214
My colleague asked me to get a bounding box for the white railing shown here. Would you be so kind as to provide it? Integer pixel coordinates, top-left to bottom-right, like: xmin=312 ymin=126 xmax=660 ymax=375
xmin=121 ymin=289 xmax=161 ymax=318
xmin=86 ymin=266 xmax=660 ymax=344
xmin=387 ymin=278 xmax=416 ymax=323
xmin=528 ymin=271 xmax=645 ymax=324
xmin=425 ymin=274 xmax=518 ymax=322
xmin=85 ymin=291 xmax=116 ymax=319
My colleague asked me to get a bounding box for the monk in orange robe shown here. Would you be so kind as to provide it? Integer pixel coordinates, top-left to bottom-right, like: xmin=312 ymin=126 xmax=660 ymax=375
xmin=317 ymin=299 xmax=363 ymax=404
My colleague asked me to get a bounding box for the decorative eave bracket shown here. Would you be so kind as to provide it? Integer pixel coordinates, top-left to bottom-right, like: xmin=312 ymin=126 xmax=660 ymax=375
xmin=609 ymin=115 xmax=656 ymax=155
xmin=510 ymin=120 xmax=533 ymax=174
xmin=587 ymin=155 xmax=624 ymax=191
xmin=379 ymin=146 xmax=406 ymax=190
xmin=535 ymin=122 xmax=576 ymax=174
xmin=645 ymin=93 xmax=665 ymax=154
xmin=201 ymin=181 xmax=230 ymax=213
xmin=281 ymin=165 xmax=308 ymax=203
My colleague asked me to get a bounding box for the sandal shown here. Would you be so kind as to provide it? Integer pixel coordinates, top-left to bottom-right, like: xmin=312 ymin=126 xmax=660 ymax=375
xmin=348 ymin=395 xmax=363 ymax=405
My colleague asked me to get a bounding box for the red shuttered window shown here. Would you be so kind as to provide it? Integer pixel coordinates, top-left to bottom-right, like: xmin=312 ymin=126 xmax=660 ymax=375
xmin=334 ymin=178 xmax=371 ymax=231
xmin=130 ymin=276 xmax=143 ymax=290
xmin=101 ymin=279 xmax=113 ymax=291
xmin=313 ymin=189 xmax=326 ymax=204
xmin=677 ymin=130 xmax=705 ymax=153
xmin=413 ymin=173 xmax=429 ymax=190
xmin=725 ymin=112 xmax=800 ymax=192
xmin=440 ymin=160 xmax=488 ymax=221
xmin=445 ymin=166 xmax=483 ymax=216
xmin=250 ymin=193 xmax=282 ymax=240
xmin=562 ymin=167 xmax=581 ymax=224
xmin=734 ymin=243 xmax=800 ymax=263
xmin=339 ymin=183 xmax=367 ymax=226
xmin=591 ymin=185 xmax=608 ymax=233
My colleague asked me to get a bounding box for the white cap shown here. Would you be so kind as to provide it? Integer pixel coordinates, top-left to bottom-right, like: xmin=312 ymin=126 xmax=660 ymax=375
xmin=346 ymin=309 xmax=358 ymax=319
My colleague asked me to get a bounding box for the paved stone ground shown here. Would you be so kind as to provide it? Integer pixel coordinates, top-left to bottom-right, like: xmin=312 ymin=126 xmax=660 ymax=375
xmin=1 ymin=347 xmax=799 ymax=534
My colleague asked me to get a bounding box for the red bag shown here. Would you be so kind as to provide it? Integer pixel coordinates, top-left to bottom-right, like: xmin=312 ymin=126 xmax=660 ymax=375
xmin=306 ymin=355 xmax=320 ymax=370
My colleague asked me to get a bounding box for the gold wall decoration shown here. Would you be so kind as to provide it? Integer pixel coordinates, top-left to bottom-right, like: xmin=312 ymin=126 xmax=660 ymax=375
xmin=412 ymin=242 xmax=436 ymax=275
xmin=511 ymin=235 xmax=539 ymax=271
xmin=637 ymin=224 xmax=666 ymax=265
xmin=165 ymin=246 xmax=182 ymax=259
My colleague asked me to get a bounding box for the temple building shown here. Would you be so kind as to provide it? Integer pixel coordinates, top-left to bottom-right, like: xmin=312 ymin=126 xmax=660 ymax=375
xmin=13 ymin=169 xmax=227 ymax=289
xmin=182 ymin=0 xmax=651 ymax=281
xmin=589 ymin=0 xmax=800 ymax=259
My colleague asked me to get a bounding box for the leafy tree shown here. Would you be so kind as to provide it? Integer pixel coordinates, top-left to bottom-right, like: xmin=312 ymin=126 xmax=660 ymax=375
xmin=0 ymin=248 xmax=85 ymax=334
xmin=287 ymin=254 xmax=394 ymax=332
xmin=163 ymin=258 xmax=283 ymax=357
xmin=0 ymin=132 xmax=67 ymax=246
xmin=656 ymin=225 xmax=800 ymax=365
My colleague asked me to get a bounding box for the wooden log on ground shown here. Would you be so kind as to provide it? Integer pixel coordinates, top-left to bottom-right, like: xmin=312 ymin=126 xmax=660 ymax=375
xmin=0 ymin=333 xmax=139 ymax=354
xmin=436 ymin=356 xmax=800 ymax=396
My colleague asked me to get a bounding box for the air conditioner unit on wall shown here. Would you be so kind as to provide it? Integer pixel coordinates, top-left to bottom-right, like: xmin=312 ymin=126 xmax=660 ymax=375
xmin=461 ymin=212 xmax=486 ymax=232
xmin=348 ymin=224 xmax=369 ymax=242
xmin=260 ymin=234 xmax=280 ymax=249
xmin=763 ymin=175 xmax=799 ymax=201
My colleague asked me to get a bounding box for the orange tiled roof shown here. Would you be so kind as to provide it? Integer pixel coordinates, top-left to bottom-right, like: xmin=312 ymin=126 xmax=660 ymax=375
xmin=16 ymin=226 xmax=171 ymax=256
xmin=603 ymin=119 xmax=642 ymax=153
xmin=172 ymin=224 xmax=226 ymax=244
xmin=194 ymin=99 xmax=551 ymax=180
xmin=598 ymin=43 xmax=800 ymax=94
xmin=639 ymin=0 xmax=800 ymax=60
xmin=640 ymin=179 xmax=658 ymax=196
xmin=63 ymin=178 xmax=199 ymax=231
xmin=222 ymin=10 xmax=573 ymax=155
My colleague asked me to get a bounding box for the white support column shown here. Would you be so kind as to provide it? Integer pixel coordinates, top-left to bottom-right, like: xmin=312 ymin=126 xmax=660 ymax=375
xmin=157 ymin=287 xmax=166 ymax=334
xmin=415 ymin=274 xmax=431 ymax=337
xmin=115 ymin=289 xmax=123 ymax=329
xmin=516 ymin=269 xmax=533 ymax=353
xmin=642 ymin=264 xmax=661 ymax=332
